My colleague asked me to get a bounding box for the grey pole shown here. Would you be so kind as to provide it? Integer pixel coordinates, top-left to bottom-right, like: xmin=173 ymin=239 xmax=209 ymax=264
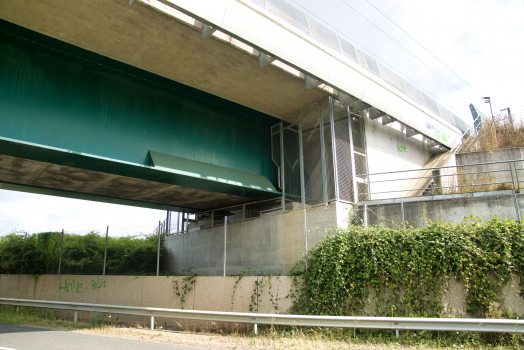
xmin=319 ymin=101 xmax=328 ymax=204
xmin=58 ymin=229 xmax=64 ymax=275
xmin=223 ymin=216 xmax=227 ymax=277
xmin=298 ymin=112 xmax=306 ymax=210
xmin=156 ymin=221 xmax=161 ymax=276
xmin=347 ymin=107 xmax=358 ymax=203
xmin=363 ymin=204 xmax=368 ymax=227
xmin=501 ymin=107 xmax=513 ymax=126
xmin=401 ymin=201 xmax=405 ymax=229
xmin=509 ymin=162 xmax=521 ymax=222
xmin=329 ymin=97 xmax=340 ymax=201
xmin=298 ymin=113 xmax=308 ymax=271
xmin=103 ymin=226 xmax=108 ymax=275
xmin=166 ymin=206 xmax=171 ymax=234
xmin=280 ymin=121 xmax=285 ymax=212
xmin=303 ymin=209 xmax=308 ymax=271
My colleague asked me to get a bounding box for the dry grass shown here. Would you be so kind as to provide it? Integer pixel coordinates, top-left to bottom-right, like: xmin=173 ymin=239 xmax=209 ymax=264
xmin=1 ymin=306 xmax=520 ymax=349
xmin=79 ymin=326 xmax=508 ymax=350
xmin=459 ymin=115 xmax=524 ymax=153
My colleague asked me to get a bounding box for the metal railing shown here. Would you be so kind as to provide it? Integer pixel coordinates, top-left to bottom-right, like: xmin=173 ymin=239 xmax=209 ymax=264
xmin=358 ymin=159 xmax=522 ymax=199
xmin=356 ymin=159 xmax=523 ymax=227
xmin=1 ymin=298 xmax=523 ymax=334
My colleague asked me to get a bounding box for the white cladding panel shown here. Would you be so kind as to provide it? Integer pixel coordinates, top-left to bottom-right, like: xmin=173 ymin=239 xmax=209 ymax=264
xmin=162 ymin=0 xmax=462 ymax=148
xmin=364 ymin=118 xmax=432 ymax=200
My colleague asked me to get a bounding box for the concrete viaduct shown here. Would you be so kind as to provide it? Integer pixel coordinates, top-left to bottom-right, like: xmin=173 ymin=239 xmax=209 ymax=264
xmin=0 ymin=0 xmax=471 ymax=219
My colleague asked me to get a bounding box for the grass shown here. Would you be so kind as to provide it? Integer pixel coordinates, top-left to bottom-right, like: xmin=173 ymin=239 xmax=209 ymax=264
xmin=2 ymin=305 xmax=524 ymax=349
xmin=459 ymin=114 xmax=524 ymax=153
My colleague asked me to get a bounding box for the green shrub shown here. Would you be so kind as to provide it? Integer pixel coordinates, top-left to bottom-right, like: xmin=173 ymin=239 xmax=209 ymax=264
xmin=0 ymin=231 xmax=167 ymax=276
xmin=292 ymin=217 xmax=524 ymax=318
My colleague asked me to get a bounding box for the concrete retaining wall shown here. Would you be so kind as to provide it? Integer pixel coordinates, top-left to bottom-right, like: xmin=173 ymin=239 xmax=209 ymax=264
xmin=0 ymin=274 xmax=295 ymax=329
xmin=367 ymin=192 xmax=523 ymax=228
xmin=456 ymin=147 xmax=524 ymax=186
xmin=165 ymin=202 xmax=343 ymax=275
xmin=2 ymin=273 xmax=524 ymax=324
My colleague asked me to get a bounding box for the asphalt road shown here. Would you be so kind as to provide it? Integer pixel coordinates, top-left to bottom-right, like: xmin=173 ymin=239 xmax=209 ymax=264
xmin=0 ymin=324 xmax=203 ymax=350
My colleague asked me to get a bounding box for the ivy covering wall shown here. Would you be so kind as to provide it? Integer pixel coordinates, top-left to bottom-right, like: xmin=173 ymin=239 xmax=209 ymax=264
xmin=292 ymin=217 xmax=524 ymax=318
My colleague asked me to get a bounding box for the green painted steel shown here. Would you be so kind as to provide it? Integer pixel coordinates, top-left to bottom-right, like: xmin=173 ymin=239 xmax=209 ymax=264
xmin=0 ymin=19 xmax=279 ymax=191
xmin=148 ymin=151 xmax=276 ymax=192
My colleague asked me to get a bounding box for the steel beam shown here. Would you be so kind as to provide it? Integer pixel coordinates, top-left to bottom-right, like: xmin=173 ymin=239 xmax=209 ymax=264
xmin=352 ymin=100 xmax=370 ymax=113
xmin=259 ymin=52 xmax=276 ymax=67
xmin=305 ymin=75 xmax=322 ymax=90
xmin=381 ymin=115 xmax=395 ymax=125
xmin=202 ymin=24 xmax=217 ymax=40
xmin=337 ymin=91 xmax=352 ymax=105
xmin=406 ymin=126 xmax=420 ymax=138
xmin=368 ymin=108 xmax=384 ymax=120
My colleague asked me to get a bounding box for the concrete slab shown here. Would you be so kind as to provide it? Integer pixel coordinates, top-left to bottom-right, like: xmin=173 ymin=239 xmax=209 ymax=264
xmin=0 ymin=275 xmax=29 ymax=299
xmin=0 ymin=0 xmax=328 ymax=119
xmin=34 ymin=275 xmax=61 ymax=301
xmin=257 ymin=276 xmax=295 ymax=314
xmin=0 ymin=154 xmax=256 ymax=211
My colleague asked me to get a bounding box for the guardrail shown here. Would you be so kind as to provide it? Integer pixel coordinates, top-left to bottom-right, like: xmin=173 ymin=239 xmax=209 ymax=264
xmin=1 ymin=298 xmax=523 ymax=334
xmin=358 ymin=159 xmax=522 ymax=198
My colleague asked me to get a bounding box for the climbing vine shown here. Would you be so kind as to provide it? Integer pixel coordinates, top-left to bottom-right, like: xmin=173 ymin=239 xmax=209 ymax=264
xmin=291 ymin=217 xmax=524 ymax=318
xmin=173 ymin=267 xmax=197 ymax=309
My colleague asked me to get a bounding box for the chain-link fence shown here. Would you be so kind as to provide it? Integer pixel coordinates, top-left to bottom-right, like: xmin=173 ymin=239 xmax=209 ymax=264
xmin=0 ymin=224 xmax=170 ymax=277
xmin=163 ymin=200 xmax=338 ymax=276
xmin=355 ymin=192 xmax=522 ymax=229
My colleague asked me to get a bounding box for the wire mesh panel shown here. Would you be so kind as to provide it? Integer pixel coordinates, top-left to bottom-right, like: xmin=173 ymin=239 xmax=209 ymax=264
xmin=351 ymin=115 xmax=369 ymax=201
xmin=301 ymin=103 xmax=324 ymax=206
xmin=403 ymin=194 xmax=519 ymax=228
xmin=306 ymin=203 xmax=337 ymax=251
xmin=57 ymin=228 xmax=168 ymax=276
xmin=196 ymin=211 xmax=213 ymax=229
xmin=332 ymin=100 xmax=354 ymax=203
xmin=225 ymin=210 xmax=305 ymax=275
xmin=245 ymin=198 xmax=282 ymax=219
xmin=283 ymin=123 xmax=302 ymax=209
xmin=365 ymin=203 xmax=403 ymax=228
xmin=321 ymin=98 xmax=336 ymax=201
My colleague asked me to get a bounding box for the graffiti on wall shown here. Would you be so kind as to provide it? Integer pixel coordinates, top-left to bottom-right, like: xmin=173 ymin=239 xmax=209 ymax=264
xmin=393 ymin=158 xmax=408 ymax=171
xmin=426 ymin=122 xmax=449 ymax=142
xmin=396 ymin=144 xmax=408 ymax=154
xmin=58 ymin=278 xmax=107 ymax=294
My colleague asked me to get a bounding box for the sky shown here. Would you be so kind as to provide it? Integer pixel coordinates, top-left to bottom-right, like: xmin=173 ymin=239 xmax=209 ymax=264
xmin=291 ymin=0 xmax=524 ymax=120
xmin=1 ymin=0 xmax=523 ymax=236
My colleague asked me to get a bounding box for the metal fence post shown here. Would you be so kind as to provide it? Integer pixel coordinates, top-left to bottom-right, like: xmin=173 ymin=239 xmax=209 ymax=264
xmin=166 ymin=206 xmax=171 ymax=234
xmin=280 ymin=121 xmax=285 ymax=212
xmin=319 ymin=101 xmax=328 ymax=204
xmin=401 ymin=201 xmax=405 ymax=229
xmin=223 ymin=216 xmax=227 ymax=277
xmin=303 ymin=209 xmax=308 ymax=271
xmin=156 ymin=221 xmax=161 ymax=276
xmin=103 ymin=226 xmax=108 ymax=275
xmin=363 ymin=204 xmax=368 ymax=227
xmin=329 ymin=97 xmax=340 ymax=201
xmin=58 ymin=229 xmax=64 ymax=275
xmin=347 ymin=106 xmax=358 ymax=203
xmin=510 ymin=162 xmax=521 ymax=222
xmin=299 ymin=113 xmax=305 ymax=209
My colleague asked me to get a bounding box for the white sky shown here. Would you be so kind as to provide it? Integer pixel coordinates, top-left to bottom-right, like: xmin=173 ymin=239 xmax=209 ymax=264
xmin=1 ymin=0 xmax=523 ymax=236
